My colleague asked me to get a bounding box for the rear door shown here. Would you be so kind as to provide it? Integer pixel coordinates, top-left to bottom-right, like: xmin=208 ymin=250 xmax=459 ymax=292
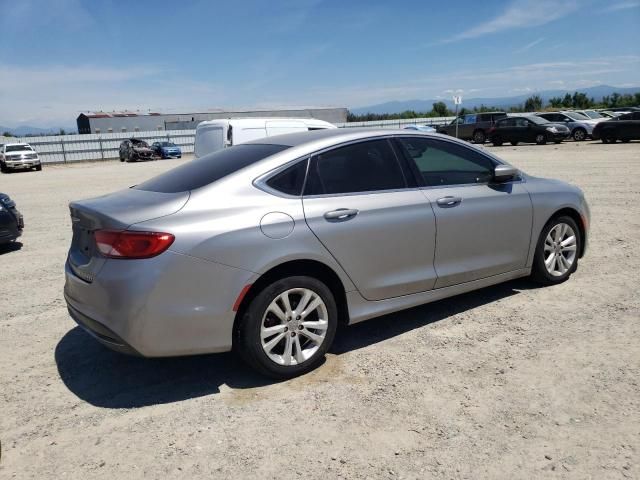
xmin=396 ymin=136 xmax=532 ymax=288
xmin=195 ymin=125 xmax=224 ymax=157
xmin=302 ymin=138 xmax=437 ymax=300
xmin=513 ymin=117 xmax=531 ymax=142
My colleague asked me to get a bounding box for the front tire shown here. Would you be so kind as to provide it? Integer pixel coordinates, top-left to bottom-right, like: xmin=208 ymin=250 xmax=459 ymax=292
xmin=492 ymin=136 xmax=503 ymax=146
xmin=473 ymin=130 xmax=486 ymax=144
xmin=237 ymin=276 xmax=338 ymax=378
xmin=572 ymin=128 xmax=587 ymax=141
xmin=535 ymin=133 xmax=547 ymax=145
xmin=510 ymin=141 xmax=518 ymax=146
xmin=35 ymin=164 xmax=42 ymax=171
xmin=531 ymin=215 xmax=581 ymax=285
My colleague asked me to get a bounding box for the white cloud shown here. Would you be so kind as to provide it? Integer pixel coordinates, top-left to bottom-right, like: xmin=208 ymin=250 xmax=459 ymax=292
xmin=515 ymin=37 xmax=545 ymax=53
xmin=441 ymin=0 xmax=579 ymax=43
xmin=605 ymin=1 xmax=640 ymax=11
xmin=0 ymin=63 xmax=227 ymax=127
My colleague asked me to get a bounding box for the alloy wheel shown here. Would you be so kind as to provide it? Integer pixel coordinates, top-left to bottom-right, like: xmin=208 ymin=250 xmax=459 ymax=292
xmin=573 ymin=129 xmax=586 ymax=141
xmin=544 ymin=223 xmax=577 ymax=277
xmin=260 ymin=288 xmax=329 ymax=366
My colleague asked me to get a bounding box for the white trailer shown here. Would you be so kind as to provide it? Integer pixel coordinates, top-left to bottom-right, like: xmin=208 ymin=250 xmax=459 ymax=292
xmin=194 ymin=118 xmax=336 ymax=158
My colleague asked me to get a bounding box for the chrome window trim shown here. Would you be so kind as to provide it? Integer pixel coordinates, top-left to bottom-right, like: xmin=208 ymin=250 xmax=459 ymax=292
xmin=253 ymin=133 xmax=524 ymax=199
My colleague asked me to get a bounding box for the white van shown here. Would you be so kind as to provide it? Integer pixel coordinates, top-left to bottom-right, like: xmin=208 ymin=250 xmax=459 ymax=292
xmin=194 ymin=118 xmax=336 ymax=158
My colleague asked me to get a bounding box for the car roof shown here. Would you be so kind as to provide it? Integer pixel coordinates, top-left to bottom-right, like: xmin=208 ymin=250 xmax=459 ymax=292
xmin=5 ymin=143 xmax=31 ymax=147
xmin=244 ymin=128 xmax=488 ymax=152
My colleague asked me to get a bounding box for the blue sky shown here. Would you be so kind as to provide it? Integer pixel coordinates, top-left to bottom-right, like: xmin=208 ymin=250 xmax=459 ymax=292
xmin=1 ymin=0 xmax=639 ymax=127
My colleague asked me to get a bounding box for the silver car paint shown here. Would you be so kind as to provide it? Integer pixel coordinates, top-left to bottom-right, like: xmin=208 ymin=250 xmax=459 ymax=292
xmin=64 ymin=129 xmax=590 ymax=357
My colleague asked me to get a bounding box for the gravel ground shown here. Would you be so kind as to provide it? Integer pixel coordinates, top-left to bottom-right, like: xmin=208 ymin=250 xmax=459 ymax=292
xmin=1 ymin=141 xmax=639 ymax=479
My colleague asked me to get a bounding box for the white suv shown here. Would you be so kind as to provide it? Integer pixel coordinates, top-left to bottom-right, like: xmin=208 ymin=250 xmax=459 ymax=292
xmin=0 ymin=143 xmax=42 ymax=173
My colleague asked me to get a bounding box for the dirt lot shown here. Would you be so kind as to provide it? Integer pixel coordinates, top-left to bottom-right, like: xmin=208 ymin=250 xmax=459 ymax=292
xmin=1 ymin=141 xmax=639 ymax=479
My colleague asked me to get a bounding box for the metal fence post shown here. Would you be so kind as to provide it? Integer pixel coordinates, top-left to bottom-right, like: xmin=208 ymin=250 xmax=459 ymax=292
xmin=60 ymin=138 xmax=67 ymax=163
xmin=99 ymin=136 xmax=104 ymax=161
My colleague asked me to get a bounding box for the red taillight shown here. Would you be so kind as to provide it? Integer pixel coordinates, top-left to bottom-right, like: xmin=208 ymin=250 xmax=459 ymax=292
xmin=94 ymin=230 xmax=175 ymax=259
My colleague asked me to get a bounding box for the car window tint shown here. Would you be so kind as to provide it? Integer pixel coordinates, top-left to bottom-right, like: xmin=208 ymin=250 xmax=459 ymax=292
xmin=304 ymin=139 xmax=406 ymax=195
xmin=135 ymin=144 xmax=290 ymax=193
xmin=514 ymin=118 xmax=528 ymax=127
xmin=265 ymin=159 xmax=308 ymax=196
xmin=397 ymin=137 xmax=495 ymax=187
xmin=464 ymin=115 xmax=477 ymax=124
xmin=499 ymin=118 xmax=516 ymax=127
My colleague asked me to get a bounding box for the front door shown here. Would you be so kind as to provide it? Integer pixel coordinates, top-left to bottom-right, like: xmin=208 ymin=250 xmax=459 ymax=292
xmin=302 ymin=138 xmax=437 ymax=301
xmin=395 ymin=136 xmax=533 ymax=288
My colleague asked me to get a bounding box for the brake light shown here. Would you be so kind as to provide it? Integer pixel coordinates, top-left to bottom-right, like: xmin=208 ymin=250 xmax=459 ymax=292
xmin=94 ymin=230 xmax=175 ymax=259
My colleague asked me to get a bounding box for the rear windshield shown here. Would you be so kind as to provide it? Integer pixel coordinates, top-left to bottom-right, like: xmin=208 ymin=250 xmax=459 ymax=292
xmin=527 ymin=115 xmax=548 ymax=125
xmin=134 ymin=144 xmax=290 ymax=193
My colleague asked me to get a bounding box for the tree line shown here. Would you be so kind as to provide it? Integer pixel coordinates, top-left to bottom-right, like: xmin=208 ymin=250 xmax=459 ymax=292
xmin=347 ymin=91 xmax=640 ymax=122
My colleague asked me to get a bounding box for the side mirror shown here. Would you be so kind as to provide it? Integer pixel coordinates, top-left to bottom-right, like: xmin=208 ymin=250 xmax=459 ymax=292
xmin=493 ymin=164 xmax=519 ymax=182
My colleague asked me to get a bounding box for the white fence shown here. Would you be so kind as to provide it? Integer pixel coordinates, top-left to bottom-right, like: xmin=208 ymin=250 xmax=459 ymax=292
xmin=2 ymin=117 xmax=454 ymax=164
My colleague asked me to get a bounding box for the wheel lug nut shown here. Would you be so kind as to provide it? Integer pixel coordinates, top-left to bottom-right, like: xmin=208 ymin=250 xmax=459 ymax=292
xmin=291 ymin=332 xmax=296 ymax=337
xmin=284 ymin=327 xmax=288 ymax=332
xmin=298 ymin=325 xmax=303 ymax=330
xmin=296 ymin=315 xmax=301 ymax=320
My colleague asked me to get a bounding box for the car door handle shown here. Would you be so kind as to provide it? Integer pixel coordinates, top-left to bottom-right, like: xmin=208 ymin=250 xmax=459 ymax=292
xmin=436 ymin=196 xmax=462 ymax=207
xmin=324 ymin=208 xmax=359 ymax=221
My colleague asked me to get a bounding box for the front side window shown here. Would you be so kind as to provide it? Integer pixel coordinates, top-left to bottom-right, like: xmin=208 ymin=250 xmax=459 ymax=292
xmin=304 ymin=139 xmax=406 ymax=195
xmin=497 ymin=118 xmax=515 ymax=127
xmin=514 ymin=118 xmax=529 ymax=127
xmin=397 ymin=137 xmax=495 ymax=187
xmin=464 ymin=115 xmax=477 ymax=124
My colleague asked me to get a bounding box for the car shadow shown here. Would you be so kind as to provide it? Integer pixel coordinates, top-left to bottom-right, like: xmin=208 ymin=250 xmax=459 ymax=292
xmin=55 ymin=278 xmax=538 ymax=409
xmin=0 ymin=241 xmax=23 ymax=254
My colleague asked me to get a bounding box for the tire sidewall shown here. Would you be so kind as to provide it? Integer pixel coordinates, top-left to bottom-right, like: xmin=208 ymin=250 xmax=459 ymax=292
xmin=239 ymin=276 xmax=338 ymax=378
xmin=532 ymin=215 xmax=581 ymax=284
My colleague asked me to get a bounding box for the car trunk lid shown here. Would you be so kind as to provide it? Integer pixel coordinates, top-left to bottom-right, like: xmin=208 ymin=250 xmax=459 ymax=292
xmin=67 ymin=188 xmax=189 ymax=282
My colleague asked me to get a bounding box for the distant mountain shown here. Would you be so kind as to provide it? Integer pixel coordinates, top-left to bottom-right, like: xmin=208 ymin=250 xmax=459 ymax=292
xmin=350 ymin=85 xmax=640 ymax=115
xmin=0 ymin=125 xmax=75 ymax=137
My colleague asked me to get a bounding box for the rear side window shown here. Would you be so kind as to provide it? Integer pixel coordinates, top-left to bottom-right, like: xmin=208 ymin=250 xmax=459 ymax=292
xmin=265 ymin=159 xmax=308 ymax=196
xmin=305 ymin=139 xmax=406 ymax=195
xmin=397 ymin=137 xmax=495 ymax=187
xmin=497 ymin=118 xmax=515 ymax=127
xmin=135 ymin=144 xmax=290 ymax=193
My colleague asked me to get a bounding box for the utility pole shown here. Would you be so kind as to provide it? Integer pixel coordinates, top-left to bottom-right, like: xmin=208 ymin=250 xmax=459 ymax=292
xmin=453 ymin=95 xmax=462 ymax=138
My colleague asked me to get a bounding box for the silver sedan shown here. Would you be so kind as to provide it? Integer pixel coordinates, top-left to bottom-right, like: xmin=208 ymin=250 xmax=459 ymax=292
xmin=64 ymin=129 xmax=590 ymax=378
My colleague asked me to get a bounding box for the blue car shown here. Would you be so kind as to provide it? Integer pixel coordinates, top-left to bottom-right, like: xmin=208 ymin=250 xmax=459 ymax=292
xmin=403 ymin=124 xmax=436 ymax=132
xmin=151 ymin=141 xmax=182 ymax=159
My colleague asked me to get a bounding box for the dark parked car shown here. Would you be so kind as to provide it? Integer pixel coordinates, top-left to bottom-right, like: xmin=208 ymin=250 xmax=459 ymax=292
xmin=151 ymin=141 xmax=182 ymax=159
xmin=437 ymin=112 xmax=507 ymax=143
xmin=119 ymin=139 xmax=155 ymax=162
xmin=489 ymin=115 xmax=570 ymax=146
xmin=0 ymin=193 xmax=24 ymax=245
xmin=591 ymin=112 xmax=640 ymax=143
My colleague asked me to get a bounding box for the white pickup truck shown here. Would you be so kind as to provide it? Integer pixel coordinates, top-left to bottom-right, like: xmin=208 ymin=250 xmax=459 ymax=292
xmin=0 ymin=143 xmax=42 ymax=173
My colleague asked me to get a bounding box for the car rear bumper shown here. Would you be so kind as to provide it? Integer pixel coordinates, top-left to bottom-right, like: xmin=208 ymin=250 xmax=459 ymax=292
xmin=63 ymin=250 xmax=256 ymax=357
xmin=0 ymin=209 xmax=23 ymax=244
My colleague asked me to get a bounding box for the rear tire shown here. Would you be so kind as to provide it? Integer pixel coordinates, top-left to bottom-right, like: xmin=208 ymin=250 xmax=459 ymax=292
xmin=0 ymin=161 xmax=7 ymax=173
xmin=572 ymin=128 xmax=587 ymax=141
xmin=510 ymin=141 xmax=518 ymax=146
xmin=492 ymin=136 xmax=503 ymax=146
xmin=621 ymin=138 xmax=630 ymax=143
xmin=531 ymin=215 xmax=581 ymax=285
xmin=554 ymin=140 xmax=562 ymax=144
xmin=237 ymin=276 xmax=338 ymax=379
xmin=473 ymin=130 xmax=486 ymax=144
